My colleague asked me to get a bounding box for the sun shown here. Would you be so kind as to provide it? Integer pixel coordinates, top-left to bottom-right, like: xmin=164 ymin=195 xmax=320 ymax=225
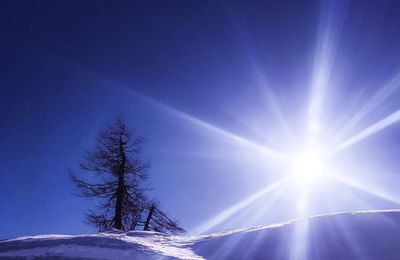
xmin=292 ymin=149 xmax=325 ymax=184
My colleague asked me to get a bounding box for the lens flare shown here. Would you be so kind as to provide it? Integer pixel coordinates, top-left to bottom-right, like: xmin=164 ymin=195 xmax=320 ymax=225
xmin=292 ymin=150 xmax=325 ymax=183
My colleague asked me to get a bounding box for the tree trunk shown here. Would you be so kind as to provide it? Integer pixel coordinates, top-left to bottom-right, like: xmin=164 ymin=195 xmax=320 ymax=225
xmin=113 ymin=134 xmax=127 ymax=230
xmin=144 ymin=204 xmax=155 ymax=231
xmin=113 ymin=174 xmax=124 ymax=230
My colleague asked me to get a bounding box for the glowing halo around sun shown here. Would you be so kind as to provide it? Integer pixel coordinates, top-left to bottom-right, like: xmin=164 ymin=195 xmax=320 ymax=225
xmin=288 ymin=119 xmax=328 ymax=186
xmin=292 ymin=150 xmax=325 ymax=184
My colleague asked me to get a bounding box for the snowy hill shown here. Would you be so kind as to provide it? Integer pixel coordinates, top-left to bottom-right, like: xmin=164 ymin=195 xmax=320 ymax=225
xmin=1 ymin=210 xmax=400 ymax=259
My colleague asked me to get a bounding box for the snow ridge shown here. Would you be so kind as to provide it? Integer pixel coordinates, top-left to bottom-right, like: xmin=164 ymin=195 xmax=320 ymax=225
xmin=2 ymin=209 xmax=400 ymax=259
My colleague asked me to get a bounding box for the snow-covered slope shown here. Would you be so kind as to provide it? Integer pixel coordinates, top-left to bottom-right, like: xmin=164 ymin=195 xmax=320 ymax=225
xmin=1 ymin=210 xmax=400 ymax=259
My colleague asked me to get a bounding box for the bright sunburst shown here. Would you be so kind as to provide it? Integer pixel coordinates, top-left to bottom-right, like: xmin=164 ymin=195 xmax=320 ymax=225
xmin=113 ymin=0 xmax=400 ymax=240
xmin=292 ymin=149 xmax=325 ymax=183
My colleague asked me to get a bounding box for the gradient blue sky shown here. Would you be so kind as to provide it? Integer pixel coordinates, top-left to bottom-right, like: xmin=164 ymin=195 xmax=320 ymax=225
xmin=1 ymin=0 xmax=400 ymax=239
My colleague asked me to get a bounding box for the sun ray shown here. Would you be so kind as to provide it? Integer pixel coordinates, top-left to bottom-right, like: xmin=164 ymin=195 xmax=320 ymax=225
xmin=148 ymin=147 xmax=254 ymax=162
xmin=194 ymin=179 xmax=286 ymax=234
xmin=331 ymin=214 xmax=368 ymax=259
xmin=70 ymin=70 xmax=287 ymax=162
xmin=289 ymin=221 xmax=310 ymax=260
xmin=308 ymin=0 xmax=345 ymax=129
xmin=251 ymin=68 xmax=294 ymax=139
xmin=331 ymin=175 xmax=400 ymax=205
xmin=220 ymin=13 xmax=294 ymax=140
xmin=127 ymin=90 xmax=287 ymax=161
xmin=158 ymin=102 xmax=283 ymax=159
xmin=225 ymin=183 xmax=290 ymax=230
xmin=332 ymin=108 xmax=400 ymax=153
xmin=148 ymin=100 xmax=286 ymax=168
xmin=330 ymin=72 xmax=400 ymax=147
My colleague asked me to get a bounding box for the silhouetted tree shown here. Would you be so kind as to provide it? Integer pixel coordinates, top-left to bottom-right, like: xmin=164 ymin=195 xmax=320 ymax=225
xmin=71 ymin=119 xmax=184 ymax=234
xmin=71 ymin=119 xmax=148 ymax=231
xmin=143 ymin=202 xmax=185 ymax=234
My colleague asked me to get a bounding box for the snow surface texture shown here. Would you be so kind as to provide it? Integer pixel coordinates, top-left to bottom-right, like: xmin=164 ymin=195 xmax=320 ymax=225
xmin=1 ymin=210 xmax=400 ymax=259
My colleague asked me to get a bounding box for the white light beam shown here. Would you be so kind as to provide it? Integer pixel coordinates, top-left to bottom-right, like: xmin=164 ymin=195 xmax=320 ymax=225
xmin=331 ymin=72 xmax=400 ymax=146
xmin=105 ymin=78 xmax=287 ymax=162
xmin=333 ymin=109 xmax=400 ymax=153
xmin=332 ymin=175 xmax=400 ymax=205
xmin=194 ymin=179 xmax=285 ymax=234
xmin=132 ymin=91 xmax=286 ymax=161
xmin=308 ymin=0 xmax=345 ymax=127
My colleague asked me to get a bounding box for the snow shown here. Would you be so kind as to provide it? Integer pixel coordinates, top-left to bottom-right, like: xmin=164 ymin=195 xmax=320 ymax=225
xmin=1 ymin=209 xmax=400 ymax=259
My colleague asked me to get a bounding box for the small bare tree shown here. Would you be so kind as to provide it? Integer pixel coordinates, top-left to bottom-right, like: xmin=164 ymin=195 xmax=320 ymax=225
xmin=143 ymin=202 xmax=185 ymax=234
xmin=71 ymin=119 xmax=148 ymax=231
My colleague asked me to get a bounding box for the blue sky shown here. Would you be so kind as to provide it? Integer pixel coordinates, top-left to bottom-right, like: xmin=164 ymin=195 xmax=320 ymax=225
xmin=1 ymin=0 xmax=400 ymax=239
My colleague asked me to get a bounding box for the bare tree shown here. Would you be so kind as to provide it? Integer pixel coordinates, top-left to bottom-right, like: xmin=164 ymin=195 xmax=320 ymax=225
xmin=71 ymin=119 xmax=185 ymax=234
xmin=143 ymin=202 xmax=185 ymax=234
xmin=70 ymin=119 xmax=148 ymax=231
